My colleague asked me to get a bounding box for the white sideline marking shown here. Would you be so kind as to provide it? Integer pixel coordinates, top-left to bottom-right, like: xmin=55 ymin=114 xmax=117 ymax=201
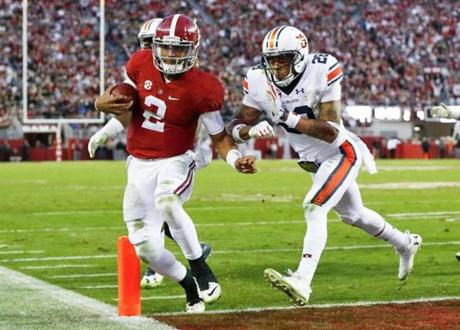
xmin=152 ymin=296 xmax=460 ymax=316
xmin=21 ymin=264 xmax=94 ymax=270
xmin=0 ymin=250 xmax=44 ymax=255
xmin=2 ymin=241 xmax=460 ymax=263
xmin=0 ymin=266 xmax=175 ymax=329
xmin=48 ymin=273 xmax=117 ymax=279
xmin=2 ymin=208 xmax=460 ymax=235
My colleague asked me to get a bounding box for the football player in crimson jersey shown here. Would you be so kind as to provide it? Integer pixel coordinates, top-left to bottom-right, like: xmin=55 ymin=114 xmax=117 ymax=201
xmin=92 ymin=14 xmax=256 ymax=313
xmin=90 ymin=16 xmax=213 ymax=291
xmin=227 ymin=25 xmax=421 ymax=306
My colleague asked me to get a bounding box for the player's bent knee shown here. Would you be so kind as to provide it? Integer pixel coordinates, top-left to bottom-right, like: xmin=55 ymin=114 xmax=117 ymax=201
xmin=340 ymin=214 xmax=358 ymax=225
xmin=126 ymin=220 xmax=163 ymax=264
xmin=303 ymin=202 xmax=327 ymax=218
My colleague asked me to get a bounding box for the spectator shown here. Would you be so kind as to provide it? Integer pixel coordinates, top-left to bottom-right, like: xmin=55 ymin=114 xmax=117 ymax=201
xmin=21 ymin=139 xmax=30 ymax=161
xmin=0 ymin=140 xmax=12 ymax=161
xmin=421 ymin=138 xmax=430 ymax=159
xmin=386 ymin=136 xmax=400 ymax=159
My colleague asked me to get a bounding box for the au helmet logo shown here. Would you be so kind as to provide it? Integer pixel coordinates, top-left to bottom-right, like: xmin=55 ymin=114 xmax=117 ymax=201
xmin=144 ymin=80 xmax=152 ymax=90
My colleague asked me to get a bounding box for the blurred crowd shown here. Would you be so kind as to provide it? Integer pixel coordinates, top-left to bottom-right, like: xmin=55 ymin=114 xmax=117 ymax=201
xmin=1 ymin=0 xmax=459 ymax=127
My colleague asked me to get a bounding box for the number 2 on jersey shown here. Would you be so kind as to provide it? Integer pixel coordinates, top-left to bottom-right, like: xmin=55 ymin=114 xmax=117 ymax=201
xmin=142 ymin=95 xmax=166 ymax=132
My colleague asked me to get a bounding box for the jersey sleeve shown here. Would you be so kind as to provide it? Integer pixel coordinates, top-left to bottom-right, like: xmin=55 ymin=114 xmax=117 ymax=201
xmin=321 ymin=56 xmax=343 ymax=102
xmin=123 ymin=50 xmax=144 ymax=85
xmin=241 ymin=68 xmax=266 ymax=112
xmin=196 ymin=74 xmax=225 ymax=114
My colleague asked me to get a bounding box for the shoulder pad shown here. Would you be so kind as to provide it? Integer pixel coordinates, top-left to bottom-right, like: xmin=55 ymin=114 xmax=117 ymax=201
xmin=307 ymin=53 xmax=343 ymax=86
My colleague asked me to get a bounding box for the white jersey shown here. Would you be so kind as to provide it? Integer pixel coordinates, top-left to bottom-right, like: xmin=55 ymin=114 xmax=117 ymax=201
xmin=242 ymin=53 xmax=344 ymax=163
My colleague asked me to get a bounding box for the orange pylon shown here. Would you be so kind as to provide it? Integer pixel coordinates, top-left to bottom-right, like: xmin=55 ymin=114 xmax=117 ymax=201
xmin=117 ymin=236 xmax=141 ymax=316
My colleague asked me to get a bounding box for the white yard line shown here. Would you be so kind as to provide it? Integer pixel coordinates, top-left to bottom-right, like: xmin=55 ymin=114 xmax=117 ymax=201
xmin=48 ymin=272 xmax=117 ymax=279
xmin=81 ymin=284 xmax=118 ymax=289
xmin=0 ymin=266 xmax=175 ymax=329
xmin=20 ymin=264 xmax=95 ymax=270
xmin=2 ymin=241 xmax=459 ymax=263
xmin=152 ymin=296 xmax=460 ymax=316
xmin=2 ymin=209 xmax=460 ymax=235
xmin=0 ymin=250 xmax=44 ymax=255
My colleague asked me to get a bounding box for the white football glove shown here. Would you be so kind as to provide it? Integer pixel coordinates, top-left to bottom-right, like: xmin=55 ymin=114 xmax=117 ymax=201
xmin=88 ymin=132 xmax=108 ymax=158
xmin=266 ymin=83 xmax=283 ymax=121
xmin=248 ymin=121 xmax=275 ymax=138
xmin=430 ymin=103 xmax=450 ymax=118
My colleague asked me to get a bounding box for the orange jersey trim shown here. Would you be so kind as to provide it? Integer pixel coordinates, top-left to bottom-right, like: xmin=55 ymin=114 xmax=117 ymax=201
xmin=311 ymin=141 xmax=357 ymax=206
xmin=327 ymin=66 xmax=343 ymax=83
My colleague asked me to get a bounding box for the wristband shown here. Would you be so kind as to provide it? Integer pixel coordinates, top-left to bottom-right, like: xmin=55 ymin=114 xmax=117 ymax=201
xmin=225 ymin=149 xmax=242 ymax=169
xmin=231 ymin=124 xmax=246 ymax=144
xmin=284 ymin=112 xmax=301 ymax=128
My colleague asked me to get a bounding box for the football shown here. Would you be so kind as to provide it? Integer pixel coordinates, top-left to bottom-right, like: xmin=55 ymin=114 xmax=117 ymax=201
xmin=110 ymin=83 xmax=138 ymax=110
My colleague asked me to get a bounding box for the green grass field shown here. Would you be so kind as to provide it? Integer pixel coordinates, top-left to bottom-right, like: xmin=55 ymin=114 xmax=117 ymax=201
xmin=0 ymin=159 xmax=459 ymax=317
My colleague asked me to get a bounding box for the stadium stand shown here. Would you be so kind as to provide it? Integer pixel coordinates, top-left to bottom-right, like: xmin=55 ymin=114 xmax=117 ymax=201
xmin=0 ymin=0 xmax=459 ymax=159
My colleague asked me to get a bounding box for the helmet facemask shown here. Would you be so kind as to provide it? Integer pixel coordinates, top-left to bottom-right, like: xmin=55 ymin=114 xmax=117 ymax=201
xmin=262 ymin=50 xmax=304 ymax=87
xmin=153 ymin=36 xmax=198 ymax=75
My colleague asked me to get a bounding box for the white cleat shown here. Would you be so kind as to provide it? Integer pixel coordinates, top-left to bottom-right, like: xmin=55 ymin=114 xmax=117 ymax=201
xmin=264 ymin=268 xmax=311 ymax=306
xmin=397 ymin=231 xmax=422 ymax=280
xmin=186 ymin=301 xmax=205 ymax=313
xmin=199 ymin=282 xmax=221 ymax=304
xmin=140 ymin=268 xmax=164 ymax=289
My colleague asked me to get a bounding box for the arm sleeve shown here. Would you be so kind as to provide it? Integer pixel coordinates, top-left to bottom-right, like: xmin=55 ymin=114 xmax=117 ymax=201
xmin=200 ymin=111 xmax=225 ymax=135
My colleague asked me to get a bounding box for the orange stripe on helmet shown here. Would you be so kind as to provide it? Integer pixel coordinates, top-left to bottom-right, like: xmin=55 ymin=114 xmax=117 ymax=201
xmin=243 ymin=79 xmax=249 ymax=90
xmin=327 ymin=65 xmax=343 ymax=82
xmin=268 ymin=26 xmax=282 ymax=49
xmin=311 ymin=141 xmax=357 ymax=206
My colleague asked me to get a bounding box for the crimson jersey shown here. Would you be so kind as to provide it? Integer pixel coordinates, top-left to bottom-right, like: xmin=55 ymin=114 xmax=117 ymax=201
xmin=124 ymin=49 xmax=224 ymax=159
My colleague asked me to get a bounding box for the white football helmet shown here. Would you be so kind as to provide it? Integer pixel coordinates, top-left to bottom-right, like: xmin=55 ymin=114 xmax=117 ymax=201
xmin=261 ymin=26 xmax=309 ymax=87
xmin=138 ymin=18 xmax=162 ymax=49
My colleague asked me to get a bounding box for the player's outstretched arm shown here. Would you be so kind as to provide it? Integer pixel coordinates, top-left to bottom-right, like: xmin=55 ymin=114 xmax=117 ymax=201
xmin=88 ymin=106 xmax=132 ymax=158
xmin=227 ymin=105 xmax=274 ymax=143
xmin=210 ymin=130 xmax=257 ymax=174
xmin=431 ymin=103 xmax=460 ymax=119
xmin=95 ymin=85 xmax=133 ymax=116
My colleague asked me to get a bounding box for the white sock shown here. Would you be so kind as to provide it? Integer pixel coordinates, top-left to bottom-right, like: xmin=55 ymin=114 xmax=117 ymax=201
xmin=296 ymin=205 xmax=328 ymax=286
xmin=355 ymin=208 xmax=409 ymax=251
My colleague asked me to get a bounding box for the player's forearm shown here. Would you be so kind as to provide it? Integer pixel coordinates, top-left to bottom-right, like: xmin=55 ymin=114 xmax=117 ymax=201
xmin=295 ymin=118 xmax=337 ymax=143
xmin=226 ymin=119 xmax=252 ymax=142
xmin=214 ymin=133 xmax=238 ymax=159
xmin=115 ymin=111 xmax=132 ymax=128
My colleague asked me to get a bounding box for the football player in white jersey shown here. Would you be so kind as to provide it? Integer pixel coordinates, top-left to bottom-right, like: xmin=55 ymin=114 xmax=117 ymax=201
xmin=431 ymin=103 xmax=460 ymax=262
xmin=228 ymin=25 xmax=422 ymax=305
xmin=89 ymin=17 xmax=213 ymax=291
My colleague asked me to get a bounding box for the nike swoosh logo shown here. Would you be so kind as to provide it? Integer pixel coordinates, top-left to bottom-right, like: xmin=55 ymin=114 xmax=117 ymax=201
xmin=207 ymin=286 xmax=218 ymax=296
xmin=168 ymin=96 xmax=180 ymax=101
